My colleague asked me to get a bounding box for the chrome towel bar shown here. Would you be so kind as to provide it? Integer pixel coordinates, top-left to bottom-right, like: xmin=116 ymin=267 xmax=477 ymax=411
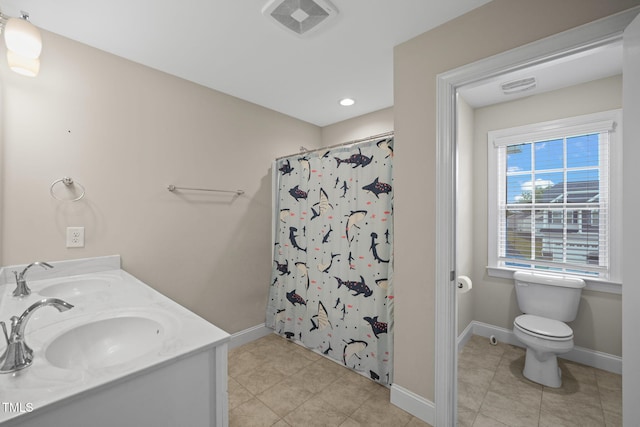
xmin=167 ymin=185 xmax=244 ymax=195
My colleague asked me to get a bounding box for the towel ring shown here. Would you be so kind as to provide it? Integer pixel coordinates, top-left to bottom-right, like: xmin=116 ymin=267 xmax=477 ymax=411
xmin=50 ymin=177 xmax=85 ymax=202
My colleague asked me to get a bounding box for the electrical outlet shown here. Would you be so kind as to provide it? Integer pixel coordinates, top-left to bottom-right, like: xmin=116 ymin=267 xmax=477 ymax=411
xmin=66 ymin=227 xmax=85 ymax=248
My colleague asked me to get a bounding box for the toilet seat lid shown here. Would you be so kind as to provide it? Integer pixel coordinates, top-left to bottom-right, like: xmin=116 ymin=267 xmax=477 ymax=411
xmin=514 ymin=314 xmax=573 ymax=339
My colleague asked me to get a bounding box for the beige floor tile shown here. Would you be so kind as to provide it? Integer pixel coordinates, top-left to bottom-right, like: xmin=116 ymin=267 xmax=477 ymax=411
xmin=350 ymin=391 xmax=413 ymax=427
xmin=495 ymin=348 xmax=526 ymax=378
xmin=232 ymin=334 xmax=618 ymax=427
xmin=463 ymin=335 xmax=507 ymax=357
xmin=472 ymin=413 xmax=510 ymax=427
xmin=596 ymin=369 xmax=622 ymax=417
xmin=315 ymin=376 xmax=373 ymax=415
xmin=500 ymin=344 xmax=526 ymax=362
xmin=261 ymin=346 xmax=316 ymax=377
xmin=559 ymin=359 xmax=598 ymax=386
xmin=479 ymin=390 xmax=539 ymax=427
xmin=229 ymin=397 xmax=281 ymax=427
xmin=542 ymin=376 xmax=602 ymax=408
xmin=229 ymin=349 xmax=270 ymax=378
xmin=251 ymin=336 xmax=296 ymax=356
xmin=539 ymin=408 xmax=605 ymax=427
xmin=256 ymin=376 xmax=315 ymax=417
xmin=229 ymin=377 xmax=254 ymax=410
xmin=541 ymin=386 xmax=605 ymax=426
xmin=538 ymin=410 xmax=576 ymax=427
xmin=406 ymin=415 xmax=433 ymax=426
xmin=367 ymin=381 xmax=392 ymax=401
xmin=458 ymin=379 xmax=490 ymax=413
xmin=315 ymin=352 xmax=351 ymax=372
xmin=599 ymin=386 xmax=622 ymax=416
xmin=335 ymin=365 xmax=381 ymax=389
xmin=296 ymin=359 xmax=345 ymax=394
xmin=458 ymin=346 xmax=504 ymax=372
xmin=228 ymin=345 xmax=248 ymax=359
xmin=458 ymin=365 xmax=495 ymax=388
xmin=289 ymin=341 xmax=325 ymax=361
xmin=488 ymin=362 xmax=542 ymax=410
xmin=542 ymin=366 xmax=605 ymax=425
xmin=595 ymin=368 xmax=622 ymax=391
xmin=235 ymin=364 xmax=288 ymax=395
xmin=338 ymin=418 xmax=363 ymax=427
xmin=283 ymin=396 xmax=348 ymax=427
xmin=455 ymin=335 xmax=619 ymax=427
xmin=457 ymin=366 xmax=494 ymax=412
xmin=457 ymin=404 xmax=478 ymax=427
xmin=603 ymin=409 xmax=622 ymax=427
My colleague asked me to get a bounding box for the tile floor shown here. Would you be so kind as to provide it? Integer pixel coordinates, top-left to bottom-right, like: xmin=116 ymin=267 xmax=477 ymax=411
xmin=457 ymin=334 xmax=622 ymax=427
xmin=228 ymin=333 xmax=431 ymax=427
xmin=228 ymin=333 xmax=622 ymax=426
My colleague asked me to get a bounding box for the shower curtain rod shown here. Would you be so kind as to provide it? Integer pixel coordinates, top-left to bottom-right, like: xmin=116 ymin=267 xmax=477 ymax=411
xmin=275 ymin=130 xmax=394 ymax=161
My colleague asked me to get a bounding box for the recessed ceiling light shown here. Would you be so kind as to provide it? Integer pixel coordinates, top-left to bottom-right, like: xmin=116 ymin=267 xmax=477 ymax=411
xmin=339 ymin=98 xmax=355 ymax=106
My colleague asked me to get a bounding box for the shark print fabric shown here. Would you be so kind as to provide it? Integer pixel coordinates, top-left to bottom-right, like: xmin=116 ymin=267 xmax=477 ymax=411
xmin=267 ymin=136 xmax=394 ymax=385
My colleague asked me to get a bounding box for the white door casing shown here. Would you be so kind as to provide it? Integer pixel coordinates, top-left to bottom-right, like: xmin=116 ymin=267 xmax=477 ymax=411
xmin=622 ymin=11 xmax=640 ymax=426
xmin=435 ymin=7 xmax=640 ymax=426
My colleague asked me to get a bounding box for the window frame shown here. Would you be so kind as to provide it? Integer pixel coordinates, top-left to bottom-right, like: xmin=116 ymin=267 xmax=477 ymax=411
xmin=487 ymin=109 xmax=622 ymax=293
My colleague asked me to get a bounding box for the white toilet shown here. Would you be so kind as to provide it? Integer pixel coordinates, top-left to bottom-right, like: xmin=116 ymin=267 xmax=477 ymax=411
xmin=512 ymin=270 xmax=585 ymax=388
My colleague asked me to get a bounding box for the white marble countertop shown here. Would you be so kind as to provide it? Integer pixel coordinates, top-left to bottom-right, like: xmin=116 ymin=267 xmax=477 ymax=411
xmin=0 ymin=255 xmax=230 ymax=424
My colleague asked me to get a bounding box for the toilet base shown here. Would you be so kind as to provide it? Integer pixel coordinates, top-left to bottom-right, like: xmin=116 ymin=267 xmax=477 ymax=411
xmin=522 ymin=349 xmax=562 ymax=388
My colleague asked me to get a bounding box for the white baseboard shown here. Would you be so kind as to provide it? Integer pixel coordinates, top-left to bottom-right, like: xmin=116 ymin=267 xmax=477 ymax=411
xmin=390 ymin=384 xmax=435 ymax=426
xmin=460 ymin=321 xmax=622 ymax=375
xmin=456 ymin=321 xmax=475 ymax=350
xmin=228 ymin=323 xmax=273 ymax=350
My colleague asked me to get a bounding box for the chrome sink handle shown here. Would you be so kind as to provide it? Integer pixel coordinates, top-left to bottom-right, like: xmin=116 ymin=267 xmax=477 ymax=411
xmin=1 ymin=319 xmax=10 ymax=345
xmin=0 ymin=298 xmax=74 ymax=374
xmin=12 ymin=261 xmax=54 ymax=297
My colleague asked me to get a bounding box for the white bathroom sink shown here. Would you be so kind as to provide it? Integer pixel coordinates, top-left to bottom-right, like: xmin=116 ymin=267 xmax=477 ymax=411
xmin=38 ymin=278 xmax=116 ymax=297
xmin=45 ymin=316 xmax=166 ymax=370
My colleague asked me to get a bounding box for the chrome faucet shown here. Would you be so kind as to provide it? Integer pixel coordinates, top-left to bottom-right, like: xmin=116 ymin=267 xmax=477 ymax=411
xmin=12 ymin=261 xmax=54 ymax=297
xmin=0 ymin=298 xmax=74 ymax=374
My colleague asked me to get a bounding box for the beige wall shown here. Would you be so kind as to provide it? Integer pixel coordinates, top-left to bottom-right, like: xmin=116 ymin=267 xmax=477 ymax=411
xmin=457 ymin=96 xmax=475 ymax=335
xmin=470 ymin=75 xmax=623 ymax=356
xmin=0 ymin=31 xmax=322 ymax=334
xmin=321 ymin=107 xmax=393 ymax=146
xmin=393 ymin=0 xmax=638 ymax=402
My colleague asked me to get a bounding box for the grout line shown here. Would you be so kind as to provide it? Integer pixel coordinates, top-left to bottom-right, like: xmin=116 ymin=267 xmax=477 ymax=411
xmin=460 ymin=334 xmax=621 ymax=427
xmin=230 ymin=334 xmax=413 ymax=427
xmin=593 ymin=372 xmax=607 ymax=426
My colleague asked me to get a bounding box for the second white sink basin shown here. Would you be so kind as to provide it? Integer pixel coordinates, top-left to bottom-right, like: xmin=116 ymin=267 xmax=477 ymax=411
xmin=45 ymin=316 xmax=166 ymax=370
xmin=38 ymin=278 xmax=116 ymax=298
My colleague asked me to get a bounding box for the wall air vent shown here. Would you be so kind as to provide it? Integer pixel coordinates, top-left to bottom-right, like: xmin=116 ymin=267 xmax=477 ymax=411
xmin=263 ymin=0 xmax=338 ymax=37
xmin=501 ymin=77 xmax=537 ymax=95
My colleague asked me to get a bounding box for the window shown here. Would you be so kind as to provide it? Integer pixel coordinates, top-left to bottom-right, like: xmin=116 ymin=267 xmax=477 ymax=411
xmin=488 ymin=110 xmax=622 ymax=287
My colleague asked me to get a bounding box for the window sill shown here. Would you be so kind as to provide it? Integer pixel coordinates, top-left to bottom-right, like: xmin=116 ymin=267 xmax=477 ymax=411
xmin=486 ymin=266 xmax=622 ymax=295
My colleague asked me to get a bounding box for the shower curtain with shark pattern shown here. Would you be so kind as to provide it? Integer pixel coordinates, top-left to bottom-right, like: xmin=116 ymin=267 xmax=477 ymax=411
xmin=267 ymin=136 xmax=394 ymax=385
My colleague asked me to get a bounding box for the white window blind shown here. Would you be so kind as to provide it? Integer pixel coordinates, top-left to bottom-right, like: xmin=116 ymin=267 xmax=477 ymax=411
xmin=488 ymin=111 xmax=620 ymax=280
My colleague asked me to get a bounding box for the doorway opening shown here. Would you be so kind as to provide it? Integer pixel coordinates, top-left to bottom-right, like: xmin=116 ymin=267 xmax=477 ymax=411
xmin=434 ymin=8 xmax=639 ymax=426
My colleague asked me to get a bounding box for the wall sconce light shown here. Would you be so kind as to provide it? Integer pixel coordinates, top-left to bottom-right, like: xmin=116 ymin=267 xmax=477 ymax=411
xmin=6 ymin=49 xmax=40 ymax=76
xmin=0 ymin=11 xmax=42 ymax=77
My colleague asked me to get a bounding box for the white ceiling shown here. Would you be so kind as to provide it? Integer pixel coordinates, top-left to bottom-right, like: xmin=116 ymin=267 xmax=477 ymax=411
xmin=458 ymin=40 xmax=623 ymax=108
xmin=0 ymin=0 xmax=491 ymax=126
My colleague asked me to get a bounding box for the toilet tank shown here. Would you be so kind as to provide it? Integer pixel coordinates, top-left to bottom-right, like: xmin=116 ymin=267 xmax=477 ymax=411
xmin=513 ymin=271 xmax=585 ymax=322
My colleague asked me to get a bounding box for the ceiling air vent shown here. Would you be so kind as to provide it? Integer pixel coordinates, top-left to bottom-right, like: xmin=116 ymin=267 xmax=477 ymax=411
xmin=263 ymin=0 xmax=338 ymax=37
xmin=501 ymin=77 xmax=537 ymax=95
